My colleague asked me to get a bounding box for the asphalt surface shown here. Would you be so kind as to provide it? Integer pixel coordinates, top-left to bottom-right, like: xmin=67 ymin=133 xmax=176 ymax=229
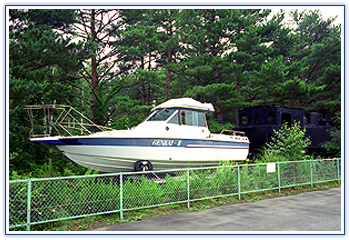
xmin=92 ymin=187 xmax=342 ymax=233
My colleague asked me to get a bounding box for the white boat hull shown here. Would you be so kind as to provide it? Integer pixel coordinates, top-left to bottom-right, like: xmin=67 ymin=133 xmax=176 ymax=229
xmin=57 ymin=144 xmax=249 ymax=172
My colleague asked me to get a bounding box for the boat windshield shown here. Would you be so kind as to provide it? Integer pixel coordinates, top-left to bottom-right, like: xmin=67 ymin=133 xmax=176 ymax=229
xmin=146 ymin=108 xmax=208 ymax=127
xmin=147 ymin=109 xmax=176 ymax=121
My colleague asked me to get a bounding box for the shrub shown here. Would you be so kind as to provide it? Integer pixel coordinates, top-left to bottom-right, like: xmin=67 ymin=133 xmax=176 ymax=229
xmin=321 ymin=129 xmax=341 ymax=157
xmin=260 ymin=121 xmax=311 ymax=162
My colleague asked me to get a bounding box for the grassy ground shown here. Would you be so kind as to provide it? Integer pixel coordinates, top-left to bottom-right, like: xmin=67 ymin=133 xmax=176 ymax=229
xmin=24 ymin=181 xmax=340 ymax=231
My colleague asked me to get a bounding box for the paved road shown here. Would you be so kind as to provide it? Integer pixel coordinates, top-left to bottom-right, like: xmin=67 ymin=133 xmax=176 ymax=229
xmin=93 ymin=188 xmax=342 ymax=233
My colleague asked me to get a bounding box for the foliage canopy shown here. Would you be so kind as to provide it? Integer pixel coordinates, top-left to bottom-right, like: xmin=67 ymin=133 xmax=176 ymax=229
xmin=8 ymin=8 xmax=341 ymax=175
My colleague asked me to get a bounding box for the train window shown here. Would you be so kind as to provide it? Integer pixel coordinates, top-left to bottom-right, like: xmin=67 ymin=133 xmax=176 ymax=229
xmin=254 ymin=111 xmax=258 ymax=124
xmin=281 ymin=113 xmax=291 ymax=126
xmin=241 ymin=113 xmax=248 ymax=125
xmin=268 ymin=111 xmax=274 ymax=123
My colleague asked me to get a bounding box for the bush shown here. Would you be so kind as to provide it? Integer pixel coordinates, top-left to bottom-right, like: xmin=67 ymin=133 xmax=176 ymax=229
xmin=260 ymin=121 xmax=311 ymax=162
xmin=321 ymin=129 xmax=341 ymax=157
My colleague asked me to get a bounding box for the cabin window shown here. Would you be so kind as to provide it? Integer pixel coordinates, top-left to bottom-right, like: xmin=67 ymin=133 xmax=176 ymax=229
xmin=168 ymin=111 xmax=180 ymax=124
xmin=197 ymin=112 xmax=207 ymax=127
xmin=180 ymin=110 xmax=207 ymax=127
xmin=148 ymin=109 xmax=176 ymax=121
xmin=181 ymin=110 xmax=194 ymax=126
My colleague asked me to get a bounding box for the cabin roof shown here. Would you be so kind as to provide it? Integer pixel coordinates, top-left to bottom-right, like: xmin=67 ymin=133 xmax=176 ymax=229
xmin=151 ymin=98 xmax=215 ymax=112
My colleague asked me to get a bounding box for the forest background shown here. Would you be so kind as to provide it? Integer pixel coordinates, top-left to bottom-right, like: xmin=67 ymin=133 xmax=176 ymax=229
xmin=8 ymin=8 xmax=341 ymax=176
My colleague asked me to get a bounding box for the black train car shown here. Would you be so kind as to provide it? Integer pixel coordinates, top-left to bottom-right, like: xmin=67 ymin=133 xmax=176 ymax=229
xmin=236 ymin=106 xmax=333 ymax=155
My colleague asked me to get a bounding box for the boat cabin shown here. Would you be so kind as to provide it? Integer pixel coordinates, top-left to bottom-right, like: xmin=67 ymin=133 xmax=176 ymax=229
xmin=146 ymin=108 xmax=208 ymax=127
xmin=134 ymin=98 xmax=214 ymax=138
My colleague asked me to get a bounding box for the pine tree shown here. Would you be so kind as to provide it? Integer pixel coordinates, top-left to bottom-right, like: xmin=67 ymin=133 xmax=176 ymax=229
xmin=181 ymin=9 xmax=277 ymax=124
xmin=118 ymin=9 xmax=167 ymax=106
xmin=290 ymin=10 xmax=341 ymax=116
xmin=9 ymin=9 xmax=85 ymax=174
xmin=74 ymin=9 xmax=138 ymax=125
xmin=152 ymin=9 xmax=182 ymax=100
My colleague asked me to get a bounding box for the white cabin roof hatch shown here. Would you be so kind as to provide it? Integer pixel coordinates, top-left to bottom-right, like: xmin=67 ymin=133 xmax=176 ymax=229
xmin=151 ymin=98 xmax=215 ymax=112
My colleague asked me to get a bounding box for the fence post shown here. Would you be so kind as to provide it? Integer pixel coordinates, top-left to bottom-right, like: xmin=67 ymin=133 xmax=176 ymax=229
xmin=310 ymin=161 xmax=313 ymax=188
xmin=119 ymin=173 xmax=123 ymax=220
xmin=26 ymin=179 xmax=32 ymax=231
xmin=277 ymin=162 xmax=281 ymax=194
xmin=187 ymin=169 xmax=190 ymax=209
xmin=237 ymin=165 xmax=241 ymax=200
xmin=337 ymin=158 xmax=340 ymax=184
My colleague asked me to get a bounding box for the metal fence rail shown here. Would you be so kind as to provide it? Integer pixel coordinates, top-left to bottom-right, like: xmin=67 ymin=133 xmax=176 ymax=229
xmin=8 ymin=159 xmax=341 ymax=231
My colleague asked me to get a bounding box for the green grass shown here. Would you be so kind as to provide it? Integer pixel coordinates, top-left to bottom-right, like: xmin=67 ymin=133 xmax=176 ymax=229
xmin=26 ymin=181 xmax=340 ymax=231
xmin=9 ymin=159 xmax=341 ymax=231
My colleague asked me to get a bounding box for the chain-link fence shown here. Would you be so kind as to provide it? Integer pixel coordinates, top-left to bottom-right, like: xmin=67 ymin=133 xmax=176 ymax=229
xmin=8 ymin=159 xmax=341 ymax=231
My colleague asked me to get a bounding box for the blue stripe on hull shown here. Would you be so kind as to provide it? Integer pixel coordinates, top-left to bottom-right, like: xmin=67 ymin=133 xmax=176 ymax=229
xmin=35 ymin=137 xmax=249 ymax=148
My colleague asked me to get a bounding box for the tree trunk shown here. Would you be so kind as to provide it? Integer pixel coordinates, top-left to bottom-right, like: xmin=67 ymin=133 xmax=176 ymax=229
xmin=213 ymin=67 xmax=224 ymax=123
xmin=166 ymin=48 xmax=172 ymax=100
xmin=235 ymin=77 xmax=241 ymax=124
xmin=90 ymin=9 xmax=99 ymax=123
xmin=165 ymin=12 xmax=173 ymax=100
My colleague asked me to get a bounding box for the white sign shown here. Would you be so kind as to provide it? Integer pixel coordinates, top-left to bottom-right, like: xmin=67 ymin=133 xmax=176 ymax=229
xmin=266 ymin=163 xmax=276 ymax=173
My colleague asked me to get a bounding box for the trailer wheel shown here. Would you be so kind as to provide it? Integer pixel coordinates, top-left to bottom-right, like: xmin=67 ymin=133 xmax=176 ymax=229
xmin=134 ymin=160 xmax=153 ymax=172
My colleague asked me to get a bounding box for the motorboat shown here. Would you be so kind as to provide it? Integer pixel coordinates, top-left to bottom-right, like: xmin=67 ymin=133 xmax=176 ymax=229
xmin=26 ymin=98 xmax=249 ymax=172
